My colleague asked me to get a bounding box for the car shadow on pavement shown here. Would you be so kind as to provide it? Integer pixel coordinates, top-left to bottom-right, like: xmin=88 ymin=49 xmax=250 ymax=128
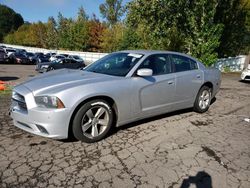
xmin=110 ymin=107 xmax=194 ymax=136
xmin=110 ymin=97 xmax=217 ymax=137
xmin=180 ymin=171 xmax=212 ymax=188
xmin=239 ymin=80 xmax=250 ymax=84
xmin=0 ymin=76 xmax=19 ymax=81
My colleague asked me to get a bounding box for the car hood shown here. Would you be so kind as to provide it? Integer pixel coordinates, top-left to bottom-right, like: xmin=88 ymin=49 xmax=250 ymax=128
xmin=22 ymin=69 xmax=120 ymax=95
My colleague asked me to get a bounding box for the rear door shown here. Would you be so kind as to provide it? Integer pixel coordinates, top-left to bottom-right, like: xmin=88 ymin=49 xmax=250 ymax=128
xmin=170 ymin=54 xmax=203 ymax=110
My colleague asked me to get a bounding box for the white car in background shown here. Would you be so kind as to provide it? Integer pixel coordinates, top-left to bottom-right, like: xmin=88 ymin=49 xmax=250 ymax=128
xmin=241 ymin=64 xmax=250 ymax=81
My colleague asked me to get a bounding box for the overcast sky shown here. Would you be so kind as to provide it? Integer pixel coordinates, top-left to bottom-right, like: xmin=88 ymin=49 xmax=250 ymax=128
xmin=0 ymin=0 xmax=131 ymax=22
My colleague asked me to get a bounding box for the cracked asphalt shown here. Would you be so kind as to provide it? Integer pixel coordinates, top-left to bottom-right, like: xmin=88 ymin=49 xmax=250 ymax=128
xmin=0 ymin=65 xmax=250 ymax=188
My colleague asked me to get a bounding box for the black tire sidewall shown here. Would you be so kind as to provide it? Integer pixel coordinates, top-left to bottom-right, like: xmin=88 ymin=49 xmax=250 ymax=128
xmin=194 ymin=86 xmax=211 ymax=113
xmin=72 ymin=100 xmax=113 ymax=143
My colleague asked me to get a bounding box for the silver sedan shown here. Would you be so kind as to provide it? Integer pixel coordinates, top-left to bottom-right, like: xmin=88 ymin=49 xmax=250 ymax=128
xmin=10 ymin=50 xmax=221 ymax=142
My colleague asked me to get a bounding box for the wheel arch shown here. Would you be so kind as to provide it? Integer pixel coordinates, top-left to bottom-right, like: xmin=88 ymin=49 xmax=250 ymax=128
xmin=201 ymin=81 xmax=213 ymax=92
xmin=68 ymin=95 xmax=118 ymax=138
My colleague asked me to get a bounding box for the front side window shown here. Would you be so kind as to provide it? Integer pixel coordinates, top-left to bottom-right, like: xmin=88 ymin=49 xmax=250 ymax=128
xmin=138 ymin=54 xmax=172 ymax=75
xmin=85 ymin=52 xmax=143 ymax=76
xmin=171 ymin=55 xmax=198 ymax=72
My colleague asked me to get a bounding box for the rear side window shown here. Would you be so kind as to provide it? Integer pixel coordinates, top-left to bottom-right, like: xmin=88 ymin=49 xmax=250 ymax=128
xmin=171 ymin=55 xmax=198 ymax=72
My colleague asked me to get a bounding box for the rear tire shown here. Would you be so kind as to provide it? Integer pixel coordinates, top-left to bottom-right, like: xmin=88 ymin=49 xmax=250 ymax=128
xmin=193 ymin=86 xmax=212 ymax=113
xmin=72 ymin=100 xmax=113 ymax=143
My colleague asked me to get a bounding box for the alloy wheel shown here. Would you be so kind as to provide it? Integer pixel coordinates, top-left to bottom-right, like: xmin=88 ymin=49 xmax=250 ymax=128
xmin=198 ymin=90 xmax=211 ymax=110
xmin=81 ymin=106 xmax=110 ymax=139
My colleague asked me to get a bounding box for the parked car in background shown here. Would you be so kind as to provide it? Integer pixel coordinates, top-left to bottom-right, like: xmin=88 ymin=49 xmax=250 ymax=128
xmin=68 ymin=55 xmax=84 ymax=63
xmin=26 ymin=52 xmax=36 ymax=64
xmin=0 ymin=48 xmax=7 ymax=63
xmin=16 ymin=49 xmax=27 ymax=54
xmin=8 ymin=52 xmax=30 ymax=64
xmin=59 ymin=53 xmax=69 ymax=58
xmin=34 ymin=53 xmax=50 ymax=64
xmin=49 ymin=54 xmax=65 ymax=62
xmin=47 ymin=58 xmax=86 ymax=72
xmin=35 ymin=59 xmax=61 ymax=73
xmin=10 ymin=50 xmax=221 ymax=143
xmin=45 ymin=52 xmax=56 ymax=59
xmin=4 ymin=48 xmax=16 ymax=57
xmin=241 ymin=64 xmax=250 ymax=81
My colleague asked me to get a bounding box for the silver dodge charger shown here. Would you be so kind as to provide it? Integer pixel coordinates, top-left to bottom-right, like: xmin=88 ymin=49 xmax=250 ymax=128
xmin=10 ymin=50 xmax=221 ymax=143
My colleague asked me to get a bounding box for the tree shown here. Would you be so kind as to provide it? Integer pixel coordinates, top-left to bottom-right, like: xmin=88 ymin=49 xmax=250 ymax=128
xmin=183 ymin=0 xmax=223 ymax=65
xmin=57 ymin=12 xmax=71 ymax=49
xmin=99 ymin=0 xmax=125 ymax=26
xmin=88 ymin=15 xmax=106 ymax=52
xmin=100 ymin=23 xmax=124 ymax=52
xmin=214 ymin=0 xmax=250 ymax=57
xmin=45 ymin=17 xmax=58 ymax=49
xmin=126 ymin=0 xmax=223 ymax=65
xmin=73 ymin=7 xmax=89 ymax=51
xmin=0 ymin=4 xmax=24 ymax=42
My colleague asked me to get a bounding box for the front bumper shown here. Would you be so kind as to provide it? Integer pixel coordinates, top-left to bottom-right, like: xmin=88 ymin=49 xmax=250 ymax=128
xmin=10 ymin=86 xmax=71 ymax=139
xmin=241 ymin=70 xmax=250 ymax=80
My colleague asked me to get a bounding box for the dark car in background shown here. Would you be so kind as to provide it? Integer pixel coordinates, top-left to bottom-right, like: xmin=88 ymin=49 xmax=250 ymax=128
xmin=34 ymin=53 xmax=50 ymax=64
xmin=5 ymin=48 xmax=16 ymax=57
xmin=59 ymin=53 xmax=69 ymax=58
xmin=45 ymin=52 xmax=56 ymax=59
xmin=47 ymin=58 xmax=86 ymax=72
xmin=16 ymin=49 xmax=27 ymax=54
xmin=26 ymin=52 xmax=36 ymax=64
xmin=68 ymin=55 xmax=84 ymax=64
xmin=0 ymin=48 xmax=7 ymax=63
xmin=35 ymin=59 xmax=60 ymax=73
xmin=8 ymin=52 xmax=30 ymax=64
xmin=49 ymin=54 xmax=65 ymax=62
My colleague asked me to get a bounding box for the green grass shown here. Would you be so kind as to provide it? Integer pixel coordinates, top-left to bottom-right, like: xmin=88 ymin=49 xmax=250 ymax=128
xmin=0 ymin=84 xmax=13 ymax=96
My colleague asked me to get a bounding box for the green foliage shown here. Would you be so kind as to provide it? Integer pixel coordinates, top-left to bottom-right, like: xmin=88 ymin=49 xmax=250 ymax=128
xmin=126 ymin=0 xmax=223 ymax=66
xmin=0 ymin=4 xmax=24 ymax=42
xmin=100 ymin=23 xmax=124 ymax=52
xmin=100 ymin=0 xmax=125 ymax=26
xmin=45 ymin=17 xmax=58 ymax=49
xmin=215 ymin=0 xmax=250 ymax=57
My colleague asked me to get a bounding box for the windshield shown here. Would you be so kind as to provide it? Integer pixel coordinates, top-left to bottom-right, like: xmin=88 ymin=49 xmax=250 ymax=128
xmin=85 ymin=52 xmax=143 ymax=76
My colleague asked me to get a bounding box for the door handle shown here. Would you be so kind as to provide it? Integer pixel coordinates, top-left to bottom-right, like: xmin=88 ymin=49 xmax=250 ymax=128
xmin=168 ymin=81 xmax=174 ymax=85
xmin=196 ymin=74 xmax=201 ymax=78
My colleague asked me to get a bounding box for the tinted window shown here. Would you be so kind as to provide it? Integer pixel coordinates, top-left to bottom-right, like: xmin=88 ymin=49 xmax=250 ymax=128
xmin=171 ymin=55 xmax=198 ymax=72
xmin=139 ymin=54 xmax=172 ymax=75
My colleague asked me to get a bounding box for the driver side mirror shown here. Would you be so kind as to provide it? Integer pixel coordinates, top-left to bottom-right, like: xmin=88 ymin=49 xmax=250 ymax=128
xmin=137 ymin=68 xmax=153 ymax=77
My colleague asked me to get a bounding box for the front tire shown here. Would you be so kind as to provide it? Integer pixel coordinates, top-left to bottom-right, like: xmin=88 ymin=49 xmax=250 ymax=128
xmin=72 ymin=100 xmax=113 ymax=143
xmin=193 ymin=86 xmax=212 ymax=113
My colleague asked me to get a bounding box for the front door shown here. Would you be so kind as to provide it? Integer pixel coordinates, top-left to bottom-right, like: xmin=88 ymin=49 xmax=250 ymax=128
xmin=132 ymin=54 xmax=176 ymax=117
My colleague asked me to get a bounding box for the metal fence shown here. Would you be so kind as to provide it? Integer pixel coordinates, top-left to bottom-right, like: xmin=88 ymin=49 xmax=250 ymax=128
xmin=0 ymin=43 xmax=108 ymax=63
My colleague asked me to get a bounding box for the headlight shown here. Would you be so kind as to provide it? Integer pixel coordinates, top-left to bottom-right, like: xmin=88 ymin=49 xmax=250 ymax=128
xmin=35 ymin=96 xmax=65 ymax=108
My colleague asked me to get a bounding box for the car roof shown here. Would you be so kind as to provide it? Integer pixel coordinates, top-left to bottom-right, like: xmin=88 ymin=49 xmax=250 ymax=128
xmin=119 ymin=50 xmax=199 ymax=62
xmin=120 ymin=50 xmax=186 ymax=56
